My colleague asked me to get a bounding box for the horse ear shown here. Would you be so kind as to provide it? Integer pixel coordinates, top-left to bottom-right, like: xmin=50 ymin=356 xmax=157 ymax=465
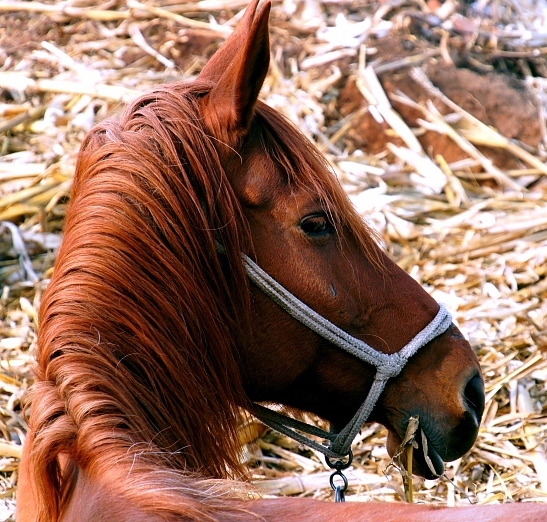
xmin=199 ymin=0 xmax=264 ymax=84
xmin=203 ymin=0 xmax=271 ymax=142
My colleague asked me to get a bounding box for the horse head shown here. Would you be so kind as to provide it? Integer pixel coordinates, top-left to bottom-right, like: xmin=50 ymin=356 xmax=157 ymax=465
xmin=195 ymin=0 xmax=484 ymax=478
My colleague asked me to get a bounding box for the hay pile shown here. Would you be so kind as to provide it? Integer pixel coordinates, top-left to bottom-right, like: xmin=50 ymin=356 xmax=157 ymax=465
xmin=1 ymin=0 xmax=546 ymax=519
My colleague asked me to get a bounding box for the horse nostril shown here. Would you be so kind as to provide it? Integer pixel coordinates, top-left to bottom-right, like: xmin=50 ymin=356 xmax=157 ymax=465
xmin=463 ymin=373 xmax=485 ymax=425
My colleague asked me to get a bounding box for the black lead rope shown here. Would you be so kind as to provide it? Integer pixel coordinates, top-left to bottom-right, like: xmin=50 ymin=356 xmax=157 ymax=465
xmin=326 ymin=450 xmax=353 ymax=502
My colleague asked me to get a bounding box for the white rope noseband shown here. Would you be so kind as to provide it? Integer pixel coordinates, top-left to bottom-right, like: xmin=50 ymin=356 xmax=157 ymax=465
xmin=243 ymin=254 xmax=453 ymax=459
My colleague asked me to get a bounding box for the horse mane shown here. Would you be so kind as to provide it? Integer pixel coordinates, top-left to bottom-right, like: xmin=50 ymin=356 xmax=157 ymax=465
xmin=25 ymin=78 xmax=381 ymax=521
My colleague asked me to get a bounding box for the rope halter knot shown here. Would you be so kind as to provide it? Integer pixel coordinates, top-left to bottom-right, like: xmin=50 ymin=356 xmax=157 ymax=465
xmin=241 ymin=253 xmax=453 ymax=460
xmin=375 ymin=353 xmax=406 ymax=380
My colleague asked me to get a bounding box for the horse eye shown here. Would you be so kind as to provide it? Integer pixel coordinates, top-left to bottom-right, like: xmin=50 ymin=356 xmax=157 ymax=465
xmin=300 ymin=214 xmax=335 ymax=237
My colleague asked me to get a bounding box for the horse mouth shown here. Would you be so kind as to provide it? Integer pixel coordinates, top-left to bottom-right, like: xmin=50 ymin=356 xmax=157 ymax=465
xmin=386 ymin=427 xmax=445 ymax=479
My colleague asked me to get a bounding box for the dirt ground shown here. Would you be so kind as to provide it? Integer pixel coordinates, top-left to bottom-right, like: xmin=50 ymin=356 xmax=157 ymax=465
xmin=338 ymin=37 xmax=543 ymax=173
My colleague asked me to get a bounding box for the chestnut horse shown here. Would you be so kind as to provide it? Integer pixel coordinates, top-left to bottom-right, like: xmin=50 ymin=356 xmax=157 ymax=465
xmin=17 ymin=1 xmax=547 ymax=520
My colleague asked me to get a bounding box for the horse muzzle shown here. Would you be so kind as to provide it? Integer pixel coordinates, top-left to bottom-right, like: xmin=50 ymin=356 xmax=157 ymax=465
xmin=385 ymin=350 xmax=485 ymax=479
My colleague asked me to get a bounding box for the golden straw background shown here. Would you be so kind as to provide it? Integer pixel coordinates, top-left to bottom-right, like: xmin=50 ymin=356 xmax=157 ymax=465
xmin=1 ymin=1 xmax=546 ymax=520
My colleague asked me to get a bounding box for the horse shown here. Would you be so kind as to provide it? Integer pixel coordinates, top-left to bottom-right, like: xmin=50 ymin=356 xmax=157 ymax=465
xmin=17 ymin=1 xmax=547 ymax=520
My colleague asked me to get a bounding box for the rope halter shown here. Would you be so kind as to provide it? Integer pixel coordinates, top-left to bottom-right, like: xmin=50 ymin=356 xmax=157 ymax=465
xmin=243 ymin=254 xmax=453 ymax=459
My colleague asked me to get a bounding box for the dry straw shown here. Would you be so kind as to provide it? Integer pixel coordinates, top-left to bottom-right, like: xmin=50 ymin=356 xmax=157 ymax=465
xmin=1 ymin=0 xmax=547 ymax=518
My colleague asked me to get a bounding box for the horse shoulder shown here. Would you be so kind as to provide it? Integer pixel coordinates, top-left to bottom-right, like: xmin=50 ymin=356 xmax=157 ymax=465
xmin=59 ymin=472 xmax=158 ymax=522
xmin=247 ymin=498 xmax=547 ymax=522
xmin=16 ymin=436 xmax=36 ymax=522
